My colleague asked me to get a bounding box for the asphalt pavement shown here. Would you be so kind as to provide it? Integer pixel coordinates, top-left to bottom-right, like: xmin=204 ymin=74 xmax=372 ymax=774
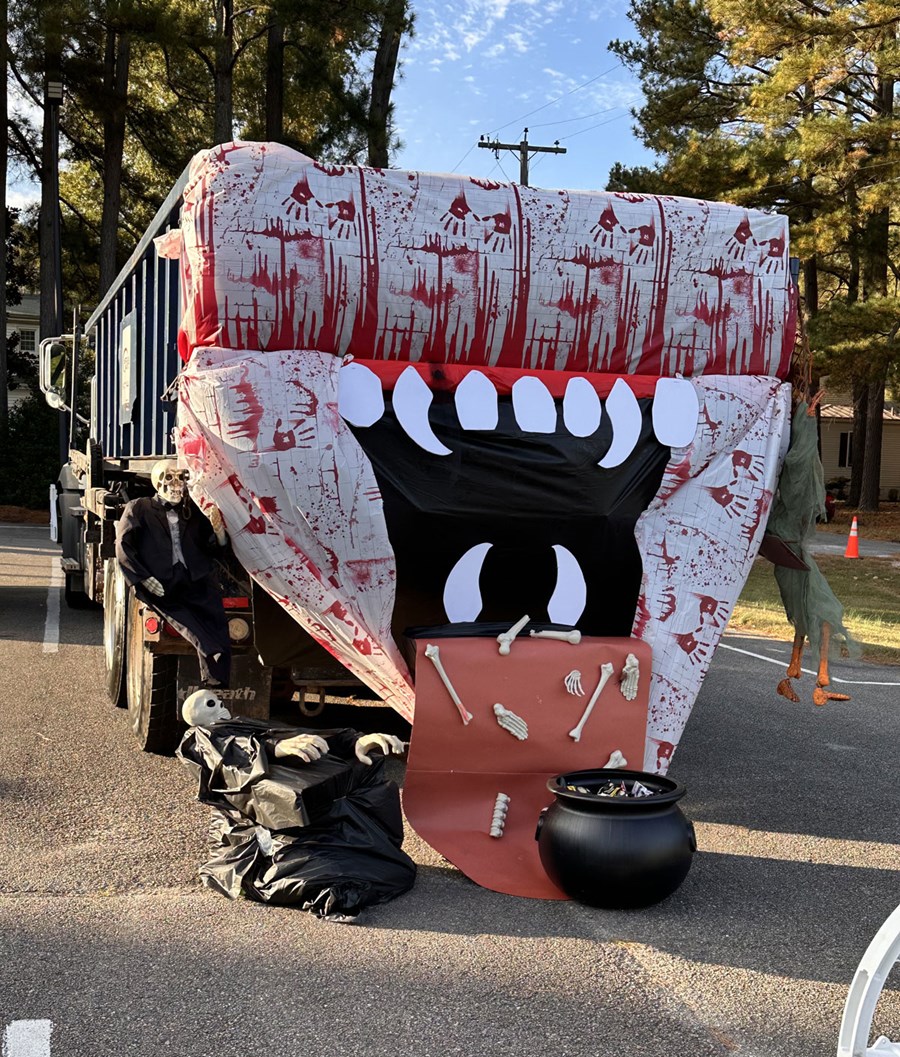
xmin=809 ymin=528 xmax=900 ymax=558
xmin=2 ymin=522 xmax=900 ymax=1057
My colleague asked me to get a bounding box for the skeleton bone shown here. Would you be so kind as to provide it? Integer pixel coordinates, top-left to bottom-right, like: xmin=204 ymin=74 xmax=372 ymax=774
xmin=620 ymin=653 xmax=640 ymax=701
xmin=569 ymin=663 xmax=615 ymax=743
xmin=497 ymin=614 xmax=530 ymax=655
xmin=603 ymin=749 xmax=627 ymax=769
xmin=492 ymin=703 xmax=528 ymax=740
xmin=564 ymin=669 xmax=584 ymax=696
xmin=529 ymin=629 xmax=581 ymax=645
xmin=424 ymin=644 xmax=473 ymax=725
xmin=490 ymin=792 xmax=510 ymax=837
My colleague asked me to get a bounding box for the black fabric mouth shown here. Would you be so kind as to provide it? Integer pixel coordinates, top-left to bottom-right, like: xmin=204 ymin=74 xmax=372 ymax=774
xmin=348 ymin=391 xmax=670 ymax=665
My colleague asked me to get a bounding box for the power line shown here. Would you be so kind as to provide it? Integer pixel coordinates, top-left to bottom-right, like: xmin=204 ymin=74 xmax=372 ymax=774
xmin=527 ymin=104 xmax=625 ymax=131
xmin=488 ymin=61 xmax=624 ymax=136
xmin=450 ymin=142 xmax=478 ymax=174
xmin=558 ymin=112 xmax=630 ymax=142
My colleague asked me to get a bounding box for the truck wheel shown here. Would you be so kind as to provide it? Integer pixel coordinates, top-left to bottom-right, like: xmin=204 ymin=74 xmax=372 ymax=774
xmin=125 ymin=589 xmax=179 ymax=754
xmin=103 ymin=558 xmax=127 ymax=706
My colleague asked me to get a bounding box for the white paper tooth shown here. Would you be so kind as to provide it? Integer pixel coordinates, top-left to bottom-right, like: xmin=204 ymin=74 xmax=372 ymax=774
xmin=393 ymin=365 xmax=452 ymax=456
xmin=337 ymin=362 xmax=385 ymax=427
xmin=497 ymin=614 xmax=530 ymax=656
xmin=493 ymin=703 xmax=529 ymax=740
xmin=620 ymin=653 xmax=640 ymax=701
xmin=604 ymin=749 xmax=628 ymax=769
xmin=424 ymin=643 xmax=473 ymax=724
xmin=512 ymin=376 xmax=557 ymax=433
xmin=455 ymin=370 xmax=499 ymax=430
xmin=547 ymin=544 xmax=587 ymax=626
xmin=569 ymin=662 xmax=615 ymax=743
xmin=530 ymin=629 xmax=581 ymax=644
xmin=598 ymin=378 xmax=642 ymax=469
xmin=652 ymin=377 xmax=699 ymax=448
xmin=443 ymin=542 xmax=492 ymax=623
xmin=563 ymin=377 xmax=602 ymax=437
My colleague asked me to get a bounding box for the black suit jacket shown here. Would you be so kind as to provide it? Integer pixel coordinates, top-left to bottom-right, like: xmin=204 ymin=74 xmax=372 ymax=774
xmin=116 ymin=496 xmax=220 ymax=587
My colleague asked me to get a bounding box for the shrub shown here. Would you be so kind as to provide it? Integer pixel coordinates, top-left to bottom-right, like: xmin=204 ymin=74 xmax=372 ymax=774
xmin=0 ymin=395 xmax=64 ymax=509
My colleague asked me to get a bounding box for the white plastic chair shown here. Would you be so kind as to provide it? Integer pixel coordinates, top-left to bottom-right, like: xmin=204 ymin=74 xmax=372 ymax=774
xmin=838 ymin=902 xmax=900 ymax=1056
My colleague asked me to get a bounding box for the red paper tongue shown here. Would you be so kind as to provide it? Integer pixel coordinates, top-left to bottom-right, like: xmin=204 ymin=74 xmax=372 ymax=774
xmin=403 ymin=635 xmax=651 ymax=899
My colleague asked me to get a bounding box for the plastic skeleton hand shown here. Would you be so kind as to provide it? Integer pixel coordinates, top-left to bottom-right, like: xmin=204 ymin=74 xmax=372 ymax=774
xmin=274 ymin=733 xmax=330 ymax=763
xmin=207 ymin=505 xmax=227 ymax=546
xmin=142 ymin=576 xmax=164 ymax=597
xmin=355 ymin=733 xmax=406 ymax=766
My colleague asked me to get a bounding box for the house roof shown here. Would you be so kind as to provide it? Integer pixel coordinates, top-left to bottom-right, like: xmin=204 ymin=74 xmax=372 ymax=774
xmin=820 ymin=403 xmax=900 ymax=422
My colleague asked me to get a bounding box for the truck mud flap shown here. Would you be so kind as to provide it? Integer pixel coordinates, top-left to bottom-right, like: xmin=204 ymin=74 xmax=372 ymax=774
xmin=176 ymin=654 xmax=273 ymax=721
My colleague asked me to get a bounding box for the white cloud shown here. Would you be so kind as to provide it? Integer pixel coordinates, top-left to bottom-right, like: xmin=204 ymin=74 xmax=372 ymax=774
xmin=506 ymin=31 xmax=528 ymax=53
xmin=7 ymin=185 xmax=39 ymax=210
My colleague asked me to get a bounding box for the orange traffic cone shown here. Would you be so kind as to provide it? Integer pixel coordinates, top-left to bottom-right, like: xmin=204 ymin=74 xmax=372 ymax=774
xmin=844 ymin=515 xmax=860 ymax=559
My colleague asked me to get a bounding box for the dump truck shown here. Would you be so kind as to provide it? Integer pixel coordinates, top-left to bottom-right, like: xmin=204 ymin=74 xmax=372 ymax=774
xmin=42 ymin=140 xmax=796 ymax=769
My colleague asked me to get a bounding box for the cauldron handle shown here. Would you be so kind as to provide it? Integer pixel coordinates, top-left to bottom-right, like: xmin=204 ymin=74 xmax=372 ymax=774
xmin=687 ymin=819 xmax=697 ymax=853
xmin=535 ymin=808 xmax=548 ymax=842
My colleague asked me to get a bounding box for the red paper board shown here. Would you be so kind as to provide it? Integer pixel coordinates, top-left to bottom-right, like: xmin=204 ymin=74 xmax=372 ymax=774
xmin=404 ymin=636 xmax=651 ymax=899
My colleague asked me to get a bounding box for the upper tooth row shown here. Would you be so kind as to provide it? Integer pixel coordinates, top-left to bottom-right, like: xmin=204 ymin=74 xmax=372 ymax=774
xmin=337 ymin=363 xmax=699 ymax=466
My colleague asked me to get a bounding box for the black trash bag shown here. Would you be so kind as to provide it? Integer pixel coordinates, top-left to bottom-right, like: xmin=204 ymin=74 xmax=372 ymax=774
xmin=177 ymin=719 xmax=416 ymax=918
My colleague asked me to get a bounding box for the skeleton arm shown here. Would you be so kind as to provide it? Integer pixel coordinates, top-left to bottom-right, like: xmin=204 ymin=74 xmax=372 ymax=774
xmin=206 ymin=505 xmax=228 ymax=547
xmin=355 ymin=734 xmax=406 ymax=765
xmin=273 ymin=734 xmax=331 ymax=763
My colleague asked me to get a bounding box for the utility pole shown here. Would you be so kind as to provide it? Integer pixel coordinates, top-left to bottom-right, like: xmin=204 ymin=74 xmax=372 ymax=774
xmin=477 ymin=128 xmax=566 ymax=186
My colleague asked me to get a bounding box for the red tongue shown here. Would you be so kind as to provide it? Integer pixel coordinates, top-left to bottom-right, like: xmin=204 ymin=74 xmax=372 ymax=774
xmin=404 ymin=634 xmax=651 ymax=898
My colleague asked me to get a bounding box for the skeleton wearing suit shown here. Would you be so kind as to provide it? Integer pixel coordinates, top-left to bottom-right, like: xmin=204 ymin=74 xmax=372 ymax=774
xmin=115 ymin=461 xmax=231 ymax=687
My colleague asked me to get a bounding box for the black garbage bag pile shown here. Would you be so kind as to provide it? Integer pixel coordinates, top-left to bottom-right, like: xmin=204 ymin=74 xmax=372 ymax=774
xmin=177 ymin=718 xmax=416 ymax=919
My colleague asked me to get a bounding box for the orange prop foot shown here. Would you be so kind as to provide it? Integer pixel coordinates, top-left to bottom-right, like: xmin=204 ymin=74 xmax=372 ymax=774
xmin=777 ymin=678 xmax=800 ymax=702
xmin=812 ymin=685 xmax=851 ymax=706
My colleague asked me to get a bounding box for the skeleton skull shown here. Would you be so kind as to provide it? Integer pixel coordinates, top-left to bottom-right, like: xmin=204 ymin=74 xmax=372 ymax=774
xmin=182 ymin=688 xmax=232 ymax=726
xmin=151 ymin=460 xmax=188 ymax=505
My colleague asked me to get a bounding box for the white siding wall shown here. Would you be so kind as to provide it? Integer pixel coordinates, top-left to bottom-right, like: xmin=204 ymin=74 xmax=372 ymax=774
xmin=820 ymin=419 xmax=900 ymax=498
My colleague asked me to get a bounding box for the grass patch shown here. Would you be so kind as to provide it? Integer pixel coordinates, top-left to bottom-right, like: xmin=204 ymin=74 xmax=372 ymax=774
xmin=730 ymin=555 xmax=900 ymax=665
xmin=817 ymin=502 xmax=900 ymax=541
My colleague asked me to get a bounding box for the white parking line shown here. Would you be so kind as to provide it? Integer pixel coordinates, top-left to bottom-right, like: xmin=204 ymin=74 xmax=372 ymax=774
xmin=718 ymin=641 xmax=900 ymax=686
xmin=2 ymin=1020 xmax=53 ymax=1056
xmin=42 ymin=560 xmax=64 ymax=655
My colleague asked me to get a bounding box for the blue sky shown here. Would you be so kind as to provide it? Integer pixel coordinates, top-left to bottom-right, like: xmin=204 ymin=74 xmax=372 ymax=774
xmin=5 ymin=0 xmax=655 ymax=206
xmin=393 ymin=0 xmax=656 ymax=191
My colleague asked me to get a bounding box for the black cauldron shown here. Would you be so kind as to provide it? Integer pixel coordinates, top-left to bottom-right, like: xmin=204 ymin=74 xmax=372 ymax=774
xmin=536 ymin=768 xmax=696 ymax=909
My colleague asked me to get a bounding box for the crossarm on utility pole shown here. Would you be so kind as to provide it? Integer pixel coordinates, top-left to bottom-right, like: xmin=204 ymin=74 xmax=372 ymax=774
xmin=477 ymin=128 xmax=567 ymax=186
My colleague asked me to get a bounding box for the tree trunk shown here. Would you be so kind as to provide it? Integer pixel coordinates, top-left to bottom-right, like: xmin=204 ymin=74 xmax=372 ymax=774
xmin=860 ymin=372 xmax=885 ymax=510
xmin=368 ymin=0 xmax=406 ymax=167
xmin=848 ymin=379 xmax=867 ymax=507
xmin=214 ymin=0 xmax=234 ymax=144
xmin=39 ymin=48 xmax=64 ymax=340
xmin=854 ymin=56 xmax=894 ymax=511
xmin=0 ymin=0 xmax=8 ymax=435
xmin=802 ymin=256 xmax=818 ymax=316
xmin=265 ymin=15 xmax=284 ymax=142
xmin=99 ymin=28 xmax=130 ymax=297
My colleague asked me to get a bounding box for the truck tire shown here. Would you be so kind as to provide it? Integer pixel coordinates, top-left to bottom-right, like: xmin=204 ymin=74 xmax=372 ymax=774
xmin=103 ymin=558 xmax=128 ymax=706
xmin=125 ymin=589 xmax=179 ymax=754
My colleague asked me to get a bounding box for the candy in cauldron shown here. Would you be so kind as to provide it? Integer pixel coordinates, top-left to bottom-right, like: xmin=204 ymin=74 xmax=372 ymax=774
xmin=535 ymin=768 xmax=696 ymax=908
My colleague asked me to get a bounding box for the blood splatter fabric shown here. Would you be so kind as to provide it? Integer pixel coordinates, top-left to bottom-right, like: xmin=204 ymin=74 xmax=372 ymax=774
xmin=176 ymin=141 xmax=794 ymax=378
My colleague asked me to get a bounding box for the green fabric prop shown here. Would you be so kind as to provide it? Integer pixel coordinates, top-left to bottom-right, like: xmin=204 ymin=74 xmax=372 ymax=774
xmin=766 ymin=403 xmax=857 ymax=657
